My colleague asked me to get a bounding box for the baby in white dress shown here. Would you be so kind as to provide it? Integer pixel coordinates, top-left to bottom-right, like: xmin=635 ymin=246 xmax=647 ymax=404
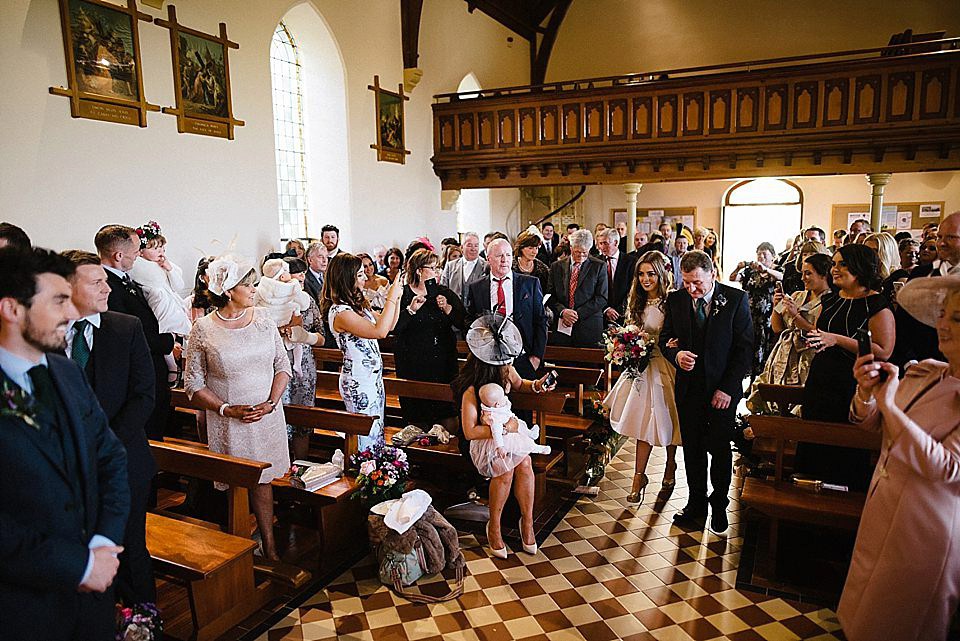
xmin=479 ymin=383 xmax=551 ymax=457
xmin=128 ymin=225 xmax=192 ymax=381
xmin=255 ymin=258 xmax=313 ymax=374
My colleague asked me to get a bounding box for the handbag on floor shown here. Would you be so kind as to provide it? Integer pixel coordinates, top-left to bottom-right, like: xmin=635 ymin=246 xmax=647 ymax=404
xmin=368 ymin=489 xmax=466 ymax=604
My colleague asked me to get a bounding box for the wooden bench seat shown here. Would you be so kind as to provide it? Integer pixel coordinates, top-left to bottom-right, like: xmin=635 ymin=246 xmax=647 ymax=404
xmin=742 ymin=393 xmax=882 ymax=573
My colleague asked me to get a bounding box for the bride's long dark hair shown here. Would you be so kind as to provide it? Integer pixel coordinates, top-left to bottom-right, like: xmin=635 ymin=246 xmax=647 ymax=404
xmin=625 ymin=250 xmax=671 ymax=324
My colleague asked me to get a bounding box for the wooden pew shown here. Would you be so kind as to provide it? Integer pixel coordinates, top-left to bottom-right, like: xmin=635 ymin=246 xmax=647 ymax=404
xmin=148 ymin=438 xmax=309 ymax=641
xmin=741 ymin=385 xmax=882 ymax=573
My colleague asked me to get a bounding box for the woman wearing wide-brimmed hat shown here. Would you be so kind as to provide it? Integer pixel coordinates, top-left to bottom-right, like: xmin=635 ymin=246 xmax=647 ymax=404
xmin=451 ymin=314 xmax=555 ymax=560
xmin=839 ymin=275 xmax=960 ymax=641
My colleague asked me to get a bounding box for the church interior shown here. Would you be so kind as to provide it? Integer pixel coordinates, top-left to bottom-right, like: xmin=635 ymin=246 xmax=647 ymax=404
xmin=3 ymin=0 xmax=960 ymax=639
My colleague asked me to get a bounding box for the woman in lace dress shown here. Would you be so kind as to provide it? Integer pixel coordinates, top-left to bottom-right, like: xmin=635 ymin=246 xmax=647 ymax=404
xmin=320 ymin=253 xmax=403 ymax=449
xmin=603 ymin=251 xmax=681 ymax=504
xmin=183 ymin=256 xmax=291 ymax=559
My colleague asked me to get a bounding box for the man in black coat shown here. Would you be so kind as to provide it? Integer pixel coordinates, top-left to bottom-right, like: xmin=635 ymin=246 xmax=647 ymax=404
xmin=466 ymin=239 xmax=548 ymax=379
xmin=597 ymin=227 xmax=637 ymax=325
xmin=660 ymin=251 xmax=753 ymax=533
xmin=63 ymin=250 xmax=156 ymax=608
xmin=95 ymin=225 xmax=173 ymax=440
xmin=536 ymin=221 xmax=558 ymax=265
xmin=547 ymin=229 xmax=608 ymax=347
xmin=891 ymin=211 xmax=960 ymax=366
xmin=0 ymin=247 xmax=129 ymax=641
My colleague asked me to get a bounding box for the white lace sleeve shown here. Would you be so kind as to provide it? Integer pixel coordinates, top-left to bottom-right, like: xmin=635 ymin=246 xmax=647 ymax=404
xmin=183 ymin=320 xmax=207 ymax=399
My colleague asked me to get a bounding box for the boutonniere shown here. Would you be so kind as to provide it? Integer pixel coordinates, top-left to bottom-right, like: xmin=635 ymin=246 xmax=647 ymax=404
xmin=712 ymin=293 xmax=728 ymax=317
xmin=1 ymin=379 xmax=39 ymax=430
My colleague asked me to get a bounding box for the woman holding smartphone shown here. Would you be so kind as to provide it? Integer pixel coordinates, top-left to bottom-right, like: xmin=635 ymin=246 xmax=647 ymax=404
xmin=393 ymin=248 xmax=465 ymax=426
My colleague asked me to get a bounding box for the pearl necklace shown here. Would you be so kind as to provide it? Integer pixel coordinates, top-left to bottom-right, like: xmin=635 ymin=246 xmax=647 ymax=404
xmin=216 ymin=308 xmax=246 ymax=322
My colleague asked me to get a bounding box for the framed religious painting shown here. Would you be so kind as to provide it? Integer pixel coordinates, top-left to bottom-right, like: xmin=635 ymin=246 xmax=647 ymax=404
xmin=368 ymin=76 xmax=410 ymax=164
xmin=49 ymin=0 xmax=159 ymax=126
xmin=155 ymin=5 xmax=244 ymax=139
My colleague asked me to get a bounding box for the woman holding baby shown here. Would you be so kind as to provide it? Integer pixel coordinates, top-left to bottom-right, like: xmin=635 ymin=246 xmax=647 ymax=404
xmin=452 ymin=315 xmax=556 ymax=559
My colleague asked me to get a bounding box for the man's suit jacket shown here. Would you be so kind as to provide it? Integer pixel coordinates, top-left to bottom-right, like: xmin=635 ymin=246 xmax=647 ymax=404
xmin=440 ymin=256 xmax=489 ymax=301
xmin=547 ymin=256 xmax=609 ymax=346
xmin=0 ymin=354 xmax=129 ymax=637
xmin=79 ymin=311 xmax=156 ymax=488
xmin=465 ymin=272 xmax=548 ymax=376
xmin=305 ymin=270 xmax=323 ymax=305
xmin=105 ymin=270 xmax=174 ymax=359
xmin=659 ymin=283 xmax=753 ymax=403
xmin=537 ymin=238 xmax=557 ymax=265
xmin=891 ymin=262 xmax=947 ymax=365
xmin=604 ymin=252 xmax=637 ymax=318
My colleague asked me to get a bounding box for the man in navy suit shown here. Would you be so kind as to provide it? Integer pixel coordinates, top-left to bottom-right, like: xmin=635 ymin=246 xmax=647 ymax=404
xmin=536 ymin=221 xmax=558 ymax=265
xmin=96 ymin=225 xmax=173 ymax=440
xmin=465 ymin=239 xmax=547 ymax=379
xmin=304 ymin=241 xmax=327 ymax=305
xmin=660 ymin=251 xmax=752 ymax=533
xmin=597 ymin=228 xmax=637 ymax=325
xmin=547 ymin=229 xmax=608 ymax=347
xmin=0 ymin=247 xmax=130 ymax=640
xmin=63 ymin=250 xmax=156 ymax=608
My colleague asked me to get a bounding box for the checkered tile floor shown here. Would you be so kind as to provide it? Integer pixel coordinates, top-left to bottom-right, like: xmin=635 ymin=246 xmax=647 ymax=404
xmin=252 ymin=443 xmax=846 ymax=640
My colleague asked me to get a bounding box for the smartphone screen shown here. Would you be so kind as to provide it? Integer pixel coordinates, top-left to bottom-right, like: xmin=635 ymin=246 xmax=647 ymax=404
xmin=544 ymin=370 xmax=558 ymax=388
xmin=774 ymin=281 xmax=783 ymax=294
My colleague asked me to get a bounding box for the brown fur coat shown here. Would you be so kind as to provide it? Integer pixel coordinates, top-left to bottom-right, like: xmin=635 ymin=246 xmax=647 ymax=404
xmin=368 ymin=505 xmax=465 ymax=575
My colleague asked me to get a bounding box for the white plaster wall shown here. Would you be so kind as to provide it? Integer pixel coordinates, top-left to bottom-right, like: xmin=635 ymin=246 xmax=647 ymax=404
xmin=0 ymin=0 xmax=528 ymax=271
xmin=546 ymin=0 xmax=960 ymax=82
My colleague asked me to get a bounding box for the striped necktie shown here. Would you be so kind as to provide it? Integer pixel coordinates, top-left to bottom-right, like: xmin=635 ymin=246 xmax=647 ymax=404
xmin=569 ymin=261 xmax=581 ymax=306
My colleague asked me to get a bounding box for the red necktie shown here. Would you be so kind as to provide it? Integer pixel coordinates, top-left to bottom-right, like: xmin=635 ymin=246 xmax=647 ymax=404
xmin=606 ymin=256 xmax=614 ymax=284
xmin=569 ymin=261 xmax=581 ymax=306
xmin=495 ymin=277 xmax=507 ymax=316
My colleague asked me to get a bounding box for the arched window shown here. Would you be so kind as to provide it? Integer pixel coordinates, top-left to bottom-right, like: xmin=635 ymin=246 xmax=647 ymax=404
xmin=721 ymin=178 xmax=803 ymax=274
xmin=270 ymin=22 xmax=309 ymax=240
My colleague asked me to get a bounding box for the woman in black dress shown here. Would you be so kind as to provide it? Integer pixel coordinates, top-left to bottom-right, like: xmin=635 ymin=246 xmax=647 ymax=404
xmin=393 ymin=248 xmax=466 ymax=425
xmin=798 ymin=244 xmax=895 ymax=488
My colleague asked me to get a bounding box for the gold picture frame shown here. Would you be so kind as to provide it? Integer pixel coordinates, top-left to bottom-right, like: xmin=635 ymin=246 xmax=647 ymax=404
xmin=368 ymin=75 xmax=410 ymax=163
xmin=155 ymin=4 xmax=244 ymax=139
xmin=49 ymin=0 xmax=159 ymax=126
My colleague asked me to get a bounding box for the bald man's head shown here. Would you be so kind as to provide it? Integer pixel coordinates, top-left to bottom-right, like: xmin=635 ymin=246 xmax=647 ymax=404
xmin=937 ymin=211 xmax=960 ymax=264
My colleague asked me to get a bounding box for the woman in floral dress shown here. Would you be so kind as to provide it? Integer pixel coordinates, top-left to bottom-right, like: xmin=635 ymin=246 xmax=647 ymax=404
xmin=320 ymin=253 xmax=403 ymax=449
xmin=730 ymin=242 xmax=783 ymax=379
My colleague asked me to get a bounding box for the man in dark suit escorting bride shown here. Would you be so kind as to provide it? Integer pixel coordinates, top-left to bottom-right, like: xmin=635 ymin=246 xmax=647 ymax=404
xmin=660 ymin=250 xmax=753 ymax=533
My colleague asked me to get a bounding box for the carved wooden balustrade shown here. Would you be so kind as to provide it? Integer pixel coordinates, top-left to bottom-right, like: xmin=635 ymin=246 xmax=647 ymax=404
xmin=431 ymin=40 xmax=960 ymax=189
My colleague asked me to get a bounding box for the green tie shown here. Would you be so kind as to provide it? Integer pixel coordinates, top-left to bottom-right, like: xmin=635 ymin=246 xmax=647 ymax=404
xmin=71 ymin=320 xmax=90 ymax=370
xmin=695 ymin=299 xmax=707 ymax=327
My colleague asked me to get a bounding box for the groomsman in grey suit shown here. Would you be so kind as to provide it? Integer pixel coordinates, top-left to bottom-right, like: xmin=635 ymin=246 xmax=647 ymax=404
xmin=440 ymin=231 xmax=488 ymax=304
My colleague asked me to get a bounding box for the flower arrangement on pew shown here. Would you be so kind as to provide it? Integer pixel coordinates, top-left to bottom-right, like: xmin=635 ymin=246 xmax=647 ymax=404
xmin=349 ymin=443 xmax=410 ymax=506
xmin=602 ymin=323 xmax=656 ymax=377
xmin=115 ymin=602 xmax=162 ymax=641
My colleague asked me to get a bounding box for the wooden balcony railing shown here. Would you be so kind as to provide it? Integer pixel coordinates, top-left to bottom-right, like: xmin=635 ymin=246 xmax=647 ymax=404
xmin=431 ymin=39 xmax=960 ymax=189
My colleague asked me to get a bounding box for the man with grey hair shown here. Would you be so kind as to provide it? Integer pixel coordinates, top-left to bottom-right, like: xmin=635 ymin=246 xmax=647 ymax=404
xmin=548 ymin=229 xmax=608 ymax=346
xmin=304 ymin=242 xmax=327 ymax=304
xmin=440 ymin=231 xmax=488 ymax=303
xmin=659 ymin=250 xmax=752 ymax=533
xmin=597 ymin=227 xmax=636 ymax=324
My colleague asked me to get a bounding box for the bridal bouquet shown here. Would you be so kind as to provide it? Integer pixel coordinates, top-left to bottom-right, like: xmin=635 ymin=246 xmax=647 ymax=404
xmin=603 ymin=324 xmax=656 ymax=376
xmin=349 ymin=443 xmax=410 ymax=506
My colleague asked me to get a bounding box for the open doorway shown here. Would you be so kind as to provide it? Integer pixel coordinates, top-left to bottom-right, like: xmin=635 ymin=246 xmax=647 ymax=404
xmin=721 ymin=179 xmax=803 ymax=277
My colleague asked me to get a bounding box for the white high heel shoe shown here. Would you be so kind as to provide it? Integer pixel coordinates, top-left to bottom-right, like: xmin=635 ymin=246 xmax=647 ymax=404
xmin=518 ymin=518 xmax=537 ymax=555
xmin=486 ymin=521 xmax=508 ymax=559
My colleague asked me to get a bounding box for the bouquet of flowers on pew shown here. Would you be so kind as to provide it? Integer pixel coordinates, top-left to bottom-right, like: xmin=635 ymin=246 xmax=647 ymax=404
xmin=602 ymin=323 xmax=656 ymax=377
xmin=349 ymin=443 xmax=410 ymax=506
xmin=115 ymin=602 xmax=162 ymax=641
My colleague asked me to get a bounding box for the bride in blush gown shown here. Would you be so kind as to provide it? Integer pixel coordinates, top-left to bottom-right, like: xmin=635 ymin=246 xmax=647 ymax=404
xmin=603 ymin=251 xmax=681 ymax=503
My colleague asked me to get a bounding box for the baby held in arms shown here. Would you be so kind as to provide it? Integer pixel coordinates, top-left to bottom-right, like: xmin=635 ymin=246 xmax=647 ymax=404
xmin=479 ymin=382 xmax=551 ymax=464
xmin=256 ymin=258 xmax=317 ymax=373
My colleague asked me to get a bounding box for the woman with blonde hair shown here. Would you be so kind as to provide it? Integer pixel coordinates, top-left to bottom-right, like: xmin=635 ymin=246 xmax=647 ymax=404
xmin=863 ymin=232 xmax=899 ymax=280
xmin=602 ymin=251 xmax=680 ymax=504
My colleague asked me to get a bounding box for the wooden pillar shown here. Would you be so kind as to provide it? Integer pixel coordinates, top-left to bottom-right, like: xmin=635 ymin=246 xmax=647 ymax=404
xmin=624 ymin=183 xmax=642 ymax=250
xmin=866 ymin=173 xmax=892 ymax=232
